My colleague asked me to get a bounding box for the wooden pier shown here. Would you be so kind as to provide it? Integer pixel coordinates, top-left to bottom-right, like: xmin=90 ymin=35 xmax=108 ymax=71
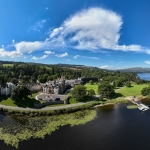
xmin=127 ymin=96 xmax=149 ymax=111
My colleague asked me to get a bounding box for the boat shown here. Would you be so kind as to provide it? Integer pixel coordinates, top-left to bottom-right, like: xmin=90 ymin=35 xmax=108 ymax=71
xmin=138 ymin=104 xmax=149 ymax=111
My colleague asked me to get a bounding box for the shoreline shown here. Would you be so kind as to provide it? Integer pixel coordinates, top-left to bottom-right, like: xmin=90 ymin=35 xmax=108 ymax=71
xmin=0 ymin=96 xmax=148 ymax=116
xmin=93 ymin=103 xmax=114 ymax=108
xmin=125 ymin=96 xmax=147 ymax=102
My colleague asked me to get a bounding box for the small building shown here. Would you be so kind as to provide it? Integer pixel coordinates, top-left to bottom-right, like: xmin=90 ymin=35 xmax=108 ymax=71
xmin=26 ymin=83 xmax=42 ymax=93
xmin=79 ymin=77 xmax=98 ymax=84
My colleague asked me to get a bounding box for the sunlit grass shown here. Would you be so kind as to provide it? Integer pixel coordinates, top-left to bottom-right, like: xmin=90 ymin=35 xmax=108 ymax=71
xmin=0 ymin=92 xmax=40 ymax=108
xmin=127 ymin=105 xmax=138 ymax=109
xmin=85 ymin=83 xmax=99 ymax=94
xmin=116 ymin=83 xmax=148 ymax=97
xmin=2 ymin=64 xmax=14 ymax=67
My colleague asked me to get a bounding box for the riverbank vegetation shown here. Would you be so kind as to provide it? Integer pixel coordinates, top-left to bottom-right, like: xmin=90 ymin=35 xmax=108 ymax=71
xmin=0 ymin=97 xmax=130 ymax=117
xmin=127 ymin=105 xmax=138 ymax=109
xmin=0 ymin=109 xmax=97 ymax=148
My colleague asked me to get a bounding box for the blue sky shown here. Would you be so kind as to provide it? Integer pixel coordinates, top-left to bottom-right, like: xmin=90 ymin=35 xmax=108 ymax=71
xmin=0 ymin=0 xmax=150 ymax=69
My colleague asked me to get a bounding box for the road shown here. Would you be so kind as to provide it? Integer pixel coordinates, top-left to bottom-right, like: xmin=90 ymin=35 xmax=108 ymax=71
xmin=0 ymin=102 xmax=91 ymax=111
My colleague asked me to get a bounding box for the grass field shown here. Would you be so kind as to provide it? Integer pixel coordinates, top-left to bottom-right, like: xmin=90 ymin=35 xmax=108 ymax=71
xmin=0 ymin=92 xmax=40 ymax=107
xmin=0 ymin=97 xmax=18 ymax=106
xmin=69 ymin=97 xmax=78 ymax=104
xmin=85 ymin=83 xmax=99 ymax=94
xmin=2 ymin=64 xmax=14 ymax=67
xmin=116 ymin=83 xmax=148 ymax=97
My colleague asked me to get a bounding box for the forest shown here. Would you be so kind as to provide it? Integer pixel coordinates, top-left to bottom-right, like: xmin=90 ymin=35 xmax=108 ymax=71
xmin=0 ymin=61 xmax=146 ymax=85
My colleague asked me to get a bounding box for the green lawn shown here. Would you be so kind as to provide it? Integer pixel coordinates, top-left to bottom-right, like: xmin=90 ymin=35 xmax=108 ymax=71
xmin=0 ymin=97 xmax=18 ymax=106
xmin=85 ymin=83 xmax=99 ymax=94
xmin=0 ymin=92 xmax=40 ymax=108
xmin=69 ymin=97 xmax=78 ymax=104
xmin=116 ymin=83 xmax=148 ymax=97
xmin=29 ymin=92 xmax=39 ymax=98
xmin=2 ymin=64 xmax=14 ymax=67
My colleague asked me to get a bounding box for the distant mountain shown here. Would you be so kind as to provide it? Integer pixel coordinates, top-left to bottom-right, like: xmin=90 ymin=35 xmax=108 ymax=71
xmin=116 ymin=67 xmax=150 ymax=73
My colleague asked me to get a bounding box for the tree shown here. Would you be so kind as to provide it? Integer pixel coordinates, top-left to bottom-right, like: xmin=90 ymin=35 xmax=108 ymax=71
xmin=141 ymin=86 xmax=150 ymax=96
xmin=89 ymin=80 xmax=93 ymax=85
xmin=98 ymin=82 xmax=115 ymax=99
xmin=87 ymin=89 xmax=95 ymax=98
xmin=10 ymin=78 xmax=18 ymax=84
xmin=11 ymin=86 xmax=31 ymax=102
xmin=0 ymin=75 xmax=6 ymax=85
xmin=71 ymin=85 xmax=86 ymax=101
xmin=115 ymin=80 xmax=123 ymax=87
xmin=125 ymin=81 xmax=131 ymax=87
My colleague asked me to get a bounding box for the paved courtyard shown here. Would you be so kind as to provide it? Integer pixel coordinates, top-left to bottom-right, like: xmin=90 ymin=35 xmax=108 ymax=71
xmin=36 ymin=93 xmax=68 ymax=101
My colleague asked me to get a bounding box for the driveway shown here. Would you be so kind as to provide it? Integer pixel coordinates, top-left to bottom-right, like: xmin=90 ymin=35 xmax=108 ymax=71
xmin=36 ymin=93 xmax=67 ymax=101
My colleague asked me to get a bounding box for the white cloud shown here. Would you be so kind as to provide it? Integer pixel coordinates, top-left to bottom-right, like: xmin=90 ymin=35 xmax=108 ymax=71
xmin=31 ymin=54 xmax=48 ymax=60
xmin=112 ymin=45 xmax=141 ymax=52
xmin=56 ymin=52 xmax=68 ymax=58
xmin=44 ymin=51 xmax=55 ymax=55
xmin=0 ymin=48 xmax=22 ymax=58
xmin=99 ymin=65 xmax=113 ymax=69
xmin=12 ymin=39 xmax=15 ymax=43
xmin=32 ymin=19 xmax=46 ymax=31
xmin=49 ymin=7 xmax=148 ymax=52
xmin=40 ymin=55 xmax=48 ymax=59
xmin=66 ymin=59 xmax=70 ymax=61
xmin=15 ymin=41 xmax=44 ymax=53
xmin=73 ymin=55 xmax=80 ymax=59
xmin=50 ymin=7 xmax=122 ymax=50
xmin=28 ymin=51 xmax=32 ymax=54
xmin=31 ymin=56 xmax=39 ymax=60
xmin=1 ymin=7 xmax=150 ymax=59
xmin=82 ymin=56 xmax=99 ymax=60
xmin=145 ymin=61 xmax=150 ymax=65
xmin=73 ymin=55 xmax=99 ymax=60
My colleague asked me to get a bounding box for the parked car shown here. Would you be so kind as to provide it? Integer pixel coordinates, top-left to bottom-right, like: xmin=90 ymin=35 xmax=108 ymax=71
xmin=54 ymin=98 xmax=60 ymax=101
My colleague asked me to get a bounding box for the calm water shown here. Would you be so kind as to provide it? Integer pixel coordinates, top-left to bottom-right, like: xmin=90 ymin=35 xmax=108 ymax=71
xmin=1 ymin=104 xmax=150 ymax=150
xmin=138 ymin=73 xmax=150 ymax=81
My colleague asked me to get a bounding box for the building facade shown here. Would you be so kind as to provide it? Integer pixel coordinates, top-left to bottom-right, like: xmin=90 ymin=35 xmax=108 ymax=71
xmin=0 ymin=82 xmax=16 ymax=96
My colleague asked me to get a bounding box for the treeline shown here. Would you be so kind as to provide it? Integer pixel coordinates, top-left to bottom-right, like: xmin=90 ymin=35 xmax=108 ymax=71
xmin=0 ymin=62 xmax=146 ymax=84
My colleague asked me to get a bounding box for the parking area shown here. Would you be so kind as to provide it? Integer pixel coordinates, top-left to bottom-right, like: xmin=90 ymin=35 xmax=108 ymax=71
xmin=36 ymin=93 xmax=67 ymax=101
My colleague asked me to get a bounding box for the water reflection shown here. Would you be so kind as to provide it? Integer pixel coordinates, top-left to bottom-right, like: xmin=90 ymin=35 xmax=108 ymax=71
xmin=1 ymin=104 xmax=150 ymax=150
xmin=0 ymin=114 xmax=4 ymax=122
xmin=98 ymin=104 xmax=114 ymax=111
xmin=141 ymin=98 xmax=150 ymax=105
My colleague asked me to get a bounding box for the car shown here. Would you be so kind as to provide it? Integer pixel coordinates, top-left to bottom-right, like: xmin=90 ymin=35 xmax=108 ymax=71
xmin=54 ymin=98 xmax=60 ymax=101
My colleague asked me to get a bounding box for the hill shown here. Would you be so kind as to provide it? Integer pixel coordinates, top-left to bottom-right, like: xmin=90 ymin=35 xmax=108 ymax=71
xmin=116 ymin=67 xmax=150 ymax=73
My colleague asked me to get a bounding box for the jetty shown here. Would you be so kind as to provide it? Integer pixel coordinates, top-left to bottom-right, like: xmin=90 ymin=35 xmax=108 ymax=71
xmin=126 ymin=96 xmax=149 ymax=111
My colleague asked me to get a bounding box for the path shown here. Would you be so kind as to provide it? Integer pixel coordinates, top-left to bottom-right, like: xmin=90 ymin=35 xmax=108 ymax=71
xmin=0 ymin=102 xmax=91 ymax=111
xmin=125 ymin=96 xmax=142 ymax=102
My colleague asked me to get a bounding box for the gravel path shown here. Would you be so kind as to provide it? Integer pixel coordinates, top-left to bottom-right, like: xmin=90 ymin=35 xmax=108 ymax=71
xmin=0 ymin=102 xmax=91 ymax=111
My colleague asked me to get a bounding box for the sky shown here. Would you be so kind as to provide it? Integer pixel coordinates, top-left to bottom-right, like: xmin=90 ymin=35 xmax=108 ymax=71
xmin=0 ymin=0 xmax=150 ymax=69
